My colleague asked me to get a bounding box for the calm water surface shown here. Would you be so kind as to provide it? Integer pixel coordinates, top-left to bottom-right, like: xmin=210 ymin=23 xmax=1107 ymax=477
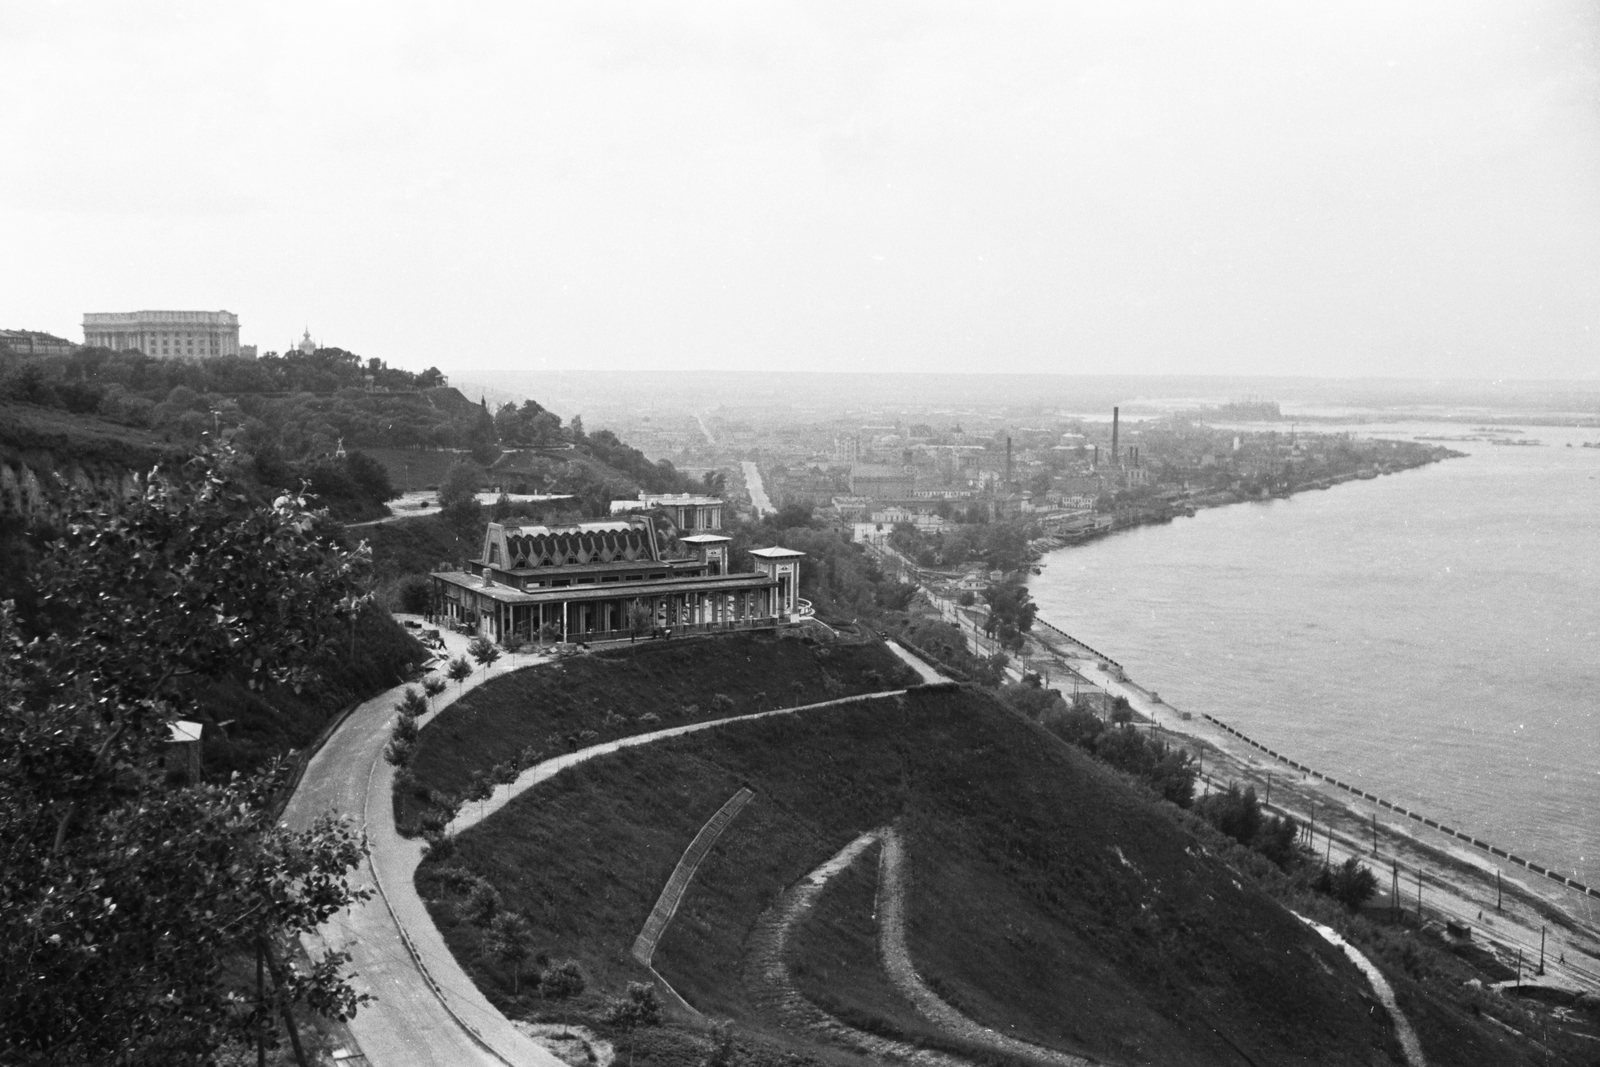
xmin=1030 ymin=422 xmax=1600 ymax=885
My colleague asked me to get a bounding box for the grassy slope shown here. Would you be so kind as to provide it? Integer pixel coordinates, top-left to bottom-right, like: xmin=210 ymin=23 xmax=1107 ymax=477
xmin=400 ymin=632 xmax=918 ymax=829
xmin=428 ymin=687 xmax=1427 ymax=1067
xmin=199 ymin=603 xmax=425 ymax=777
xmin=362 ymin=511 xmax=483 ymax=584
xmin=0 ymin=399 xmax=178 ymax=470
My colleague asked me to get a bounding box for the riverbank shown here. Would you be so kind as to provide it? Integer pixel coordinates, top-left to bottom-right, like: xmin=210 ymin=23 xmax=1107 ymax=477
xmin=1015 ymin=619 xmax=1600 ymax=998
xmin=1032 ymin=445 xmax=1464 ymax=553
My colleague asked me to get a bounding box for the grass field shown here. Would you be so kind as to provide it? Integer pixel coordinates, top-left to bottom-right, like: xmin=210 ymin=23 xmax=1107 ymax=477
xmin=420 ymin=685 xmax=1447 ymax=1067
xmin=399 ymin=631 xmax=919 ymax=831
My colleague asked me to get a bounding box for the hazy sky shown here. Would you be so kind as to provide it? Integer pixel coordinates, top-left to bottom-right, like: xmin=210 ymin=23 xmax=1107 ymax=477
xmin=4 ymin=1 xmax=1599 ymax=381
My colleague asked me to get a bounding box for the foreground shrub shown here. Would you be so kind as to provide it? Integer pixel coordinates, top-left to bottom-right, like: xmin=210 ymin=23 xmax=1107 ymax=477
xmin=541 ymin=959 xmax=586 ymax=999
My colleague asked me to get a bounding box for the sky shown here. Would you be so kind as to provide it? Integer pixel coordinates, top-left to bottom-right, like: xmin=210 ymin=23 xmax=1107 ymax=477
xmin=3 ymin=1 xmax=1600 ymax=382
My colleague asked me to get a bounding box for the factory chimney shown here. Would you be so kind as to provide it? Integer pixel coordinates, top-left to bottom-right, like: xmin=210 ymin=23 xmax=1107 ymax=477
xmin=1111 ymin=407 xmax=1120 ymax=466
xmin=1005 ymin=436 xmax=1013 ymax=486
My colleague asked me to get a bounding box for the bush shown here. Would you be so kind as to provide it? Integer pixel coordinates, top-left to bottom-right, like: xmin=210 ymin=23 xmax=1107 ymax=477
xmin=423 ymin=831 xmax=455 ymax=861
xmin=465 ymin=881 xmax=502 ymax=925
xmin=396 ymin=575 xmax=431 ymax=615
xmin=384 ymin=736 xmax=413 ymax=766
xmin=1314 ymin=857 xmax=1379 ymax=911
xmin=606 ymin=981 xmax=661 ymax=1026
xmin=393 ymin=713 xmax=419 ymax=745
xmin=541 ymin=958 xmax=586 ymax=999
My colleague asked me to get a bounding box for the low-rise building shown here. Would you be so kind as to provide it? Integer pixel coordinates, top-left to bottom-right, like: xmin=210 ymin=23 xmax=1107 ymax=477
xmin=431 ymin=502 xmax=803 ymax=645
xmin=0 ymin=329 xmax=76 ymax=356
xmin=849 ymin=463 xmax=916 ymax=498
xmin=609 ymin=492 xmax=725 ymax=532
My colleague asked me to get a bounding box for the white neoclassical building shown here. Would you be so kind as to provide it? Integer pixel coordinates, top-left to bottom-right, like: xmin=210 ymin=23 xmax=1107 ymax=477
xmin=82 ymin=310 xmax=241 ymax=359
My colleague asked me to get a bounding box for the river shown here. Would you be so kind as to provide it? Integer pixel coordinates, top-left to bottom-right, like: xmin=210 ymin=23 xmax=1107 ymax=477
xmin=1029 ymin=421 xmax=1600 ymax=887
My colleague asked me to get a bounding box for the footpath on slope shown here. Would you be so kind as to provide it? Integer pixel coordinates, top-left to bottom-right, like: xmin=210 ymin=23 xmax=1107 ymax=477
xmin=446 ymin=638 xmax=939 ymax=836
xmin=739 ymin=834 xmax=971 ymax=1067
xmin=285 ymin=633 xmax=946 ymax=1065
xmin=283 ymin=629 xmax=565 ymax=1067
xmin=873 ymin=828 xmax=1098 ymax=1067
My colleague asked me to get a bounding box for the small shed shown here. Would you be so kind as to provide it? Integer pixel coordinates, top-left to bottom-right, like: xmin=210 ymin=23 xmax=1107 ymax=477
xmin=166 ymin=720 xmax=203 ymax=783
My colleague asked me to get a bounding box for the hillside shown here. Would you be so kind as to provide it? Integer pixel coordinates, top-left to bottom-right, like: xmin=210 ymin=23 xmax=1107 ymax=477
xmin=397 ymin=631 xmax=918 ymax=833
xmin=413 ymin=672 xmax=1538 ymax=1067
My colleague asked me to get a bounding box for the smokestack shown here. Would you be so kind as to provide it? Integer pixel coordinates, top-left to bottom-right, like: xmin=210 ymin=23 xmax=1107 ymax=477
xmin=1091 ymin=443 xmax=1099 ymax=469
xmin=1111 ymin=407 xmax=1120 ymax=466
xmin=1005 ymin=436 xmax=1013 ymax=485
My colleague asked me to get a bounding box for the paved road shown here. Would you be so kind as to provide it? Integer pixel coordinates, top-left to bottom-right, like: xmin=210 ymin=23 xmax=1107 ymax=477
xmin=741 ymin=460 xmax=773 ymax=516
xmin=284 ymin=635 xmax=565 ymax=1067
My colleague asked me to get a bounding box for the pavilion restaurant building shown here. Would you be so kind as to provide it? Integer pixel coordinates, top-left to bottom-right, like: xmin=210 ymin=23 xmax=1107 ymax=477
xmin=429 ymin=511 xmax=805 ymax=645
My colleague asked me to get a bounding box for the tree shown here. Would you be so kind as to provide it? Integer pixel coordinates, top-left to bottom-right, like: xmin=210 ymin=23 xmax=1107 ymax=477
xmin=438 ymin=460 xmax=483 ymax=525
xmin=625 ymin=598 xmax=653 ymax=644
xmin=484 ymin=913 xmax=535 ymax=995
xmin=422 ymin=675 xmax=447 ymax=706
xmin=1316 ymin=856 xmax=1379 ymax=911
xmin=0 ymin=449 xmax=372 ymax=1066
xmin=447 ymin=655 xmax=473 ymax=689
xmin=396 ymin=574 xmax=431 ymax=615
xmin=608 ymin=981 xmax=662 ymax=1025
xmin=983 ymin=579 xmax=1037 ymax=635
xmin=467 ymin=635 xmax=501 ymax=673
xmin=466 ymin=769 xmax=494 ymax=817
xmin=541 ymin=959 xmax=586 ymax=998
xmin=492 ymin=760 xmax=518 ymax=800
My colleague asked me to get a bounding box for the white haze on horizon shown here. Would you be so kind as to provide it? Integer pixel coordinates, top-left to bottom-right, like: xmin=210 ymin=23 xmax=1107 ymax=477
xmin=2 ymin=1 xmax=1598 ymax=383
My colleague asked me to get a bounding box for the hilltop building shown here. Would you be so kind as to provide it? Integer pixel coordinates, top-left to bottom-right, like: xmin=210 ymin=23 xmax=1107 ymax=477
xmin=430 ymin=499 xmax=805 ymax=645
xmin=0 ymin=329 xmax=75 ymax=357
xmin=82 ymin=310 xmax=240 ymax=359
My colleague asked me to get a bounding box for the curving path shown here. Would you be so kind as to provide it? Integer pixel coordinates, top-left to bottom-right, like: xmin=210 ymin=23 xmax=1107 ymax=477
xmin=284 ymin=643 xmax=566 ymax=1067
xmin=447 ymin=647 xmax=935 ymax=835
xmin=286 ymin=635 xmax=945 ymax=1066
xmin=875 ymin=827 xmax=1098 ymax=1067
xmin=741 ymin=834 xmax=970 ymax=1067
xmin=1294 ymin=915 xmax=1426 ymax=1067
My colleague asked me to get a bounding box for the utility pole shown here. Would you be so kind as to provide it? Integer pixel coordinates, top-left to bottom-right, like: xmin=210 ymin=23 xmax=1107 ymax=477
xmin=1391 ymin=860 xmax=1400 ymax=923
xmin=1264 ymin=773 xmax=1271 ymax=808
xmin=1372 ymin=812 xmax=1378 ymax=855
xmin=1496 ymin=868 xmax=1503 ymax=912
xmin=1416 ymin=867 xmax=1423 ymax=922
xmin=1539 ymin=926 xmax=1546 ymax=976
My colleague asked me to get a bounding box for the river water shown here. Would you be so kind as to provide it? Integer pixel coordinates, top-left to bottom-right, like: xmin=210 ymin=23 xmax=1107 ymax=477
xmin=1029 ymin=421 xmax=1600 ymax=887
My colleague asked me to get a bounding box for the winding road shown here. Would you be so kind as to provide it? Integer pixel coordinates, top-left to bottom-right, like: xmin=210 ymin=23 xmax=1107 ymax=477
xmin=284 ymin=635 xmax=938 ymax=1065
xmin=283 ymin=636 xmax=565 ymax=1067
